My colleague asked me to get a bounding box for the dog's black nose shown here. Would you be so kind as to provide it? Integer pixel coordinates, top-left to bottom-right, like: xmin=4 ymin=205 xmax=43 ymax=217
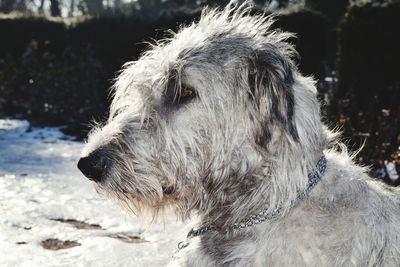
xmin=77 ymin=152 xmax=106 ymax=182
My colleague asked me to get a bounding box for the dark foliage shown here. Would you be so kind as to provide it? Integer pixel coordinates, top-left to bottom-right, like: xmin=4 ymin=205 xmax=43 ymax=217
xmin=336 ymin=1 xmax=400 ymax=105
xmin=0 ymin=13 xmax=198 ymax=138
xmin=331 ymin=1 xmax=400 ymax=180
xmin=305 ymin=0 xmax=350 ymax=26
xmin=273 ymin=8 xmax=328 ymax=77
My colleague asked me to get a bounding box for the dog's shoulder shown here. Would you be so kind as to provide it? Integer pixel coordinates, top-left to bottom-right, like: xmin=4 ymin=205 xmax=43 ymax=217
xmin=313 ymin=150 xmax=400 ymax=221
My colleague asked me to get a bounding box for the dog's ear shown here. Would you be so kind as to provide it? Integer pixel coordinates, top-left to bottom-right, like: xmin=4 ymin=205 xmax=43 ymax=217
xmin=248 ymin=47 xmax=299 ymax=145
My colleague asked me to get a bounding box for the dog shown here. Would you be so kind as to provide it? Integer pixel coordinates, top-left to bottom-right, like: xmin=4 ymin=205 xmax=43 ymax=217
xmin=78 ymin=4 xmax=400 ymax=266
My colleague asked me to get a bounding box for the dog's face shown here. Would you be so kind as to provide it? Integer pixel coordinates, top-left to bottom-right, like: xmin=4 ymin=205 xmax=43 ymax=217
xmin=78 ymin=8 xmax=300 ymax=218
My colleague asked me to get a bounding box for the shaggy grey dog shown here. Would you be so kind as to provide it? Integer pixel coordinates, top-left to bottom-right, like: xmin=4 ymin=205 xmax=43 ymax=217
xmin=78 ymin=4 xmax=400 ymax=266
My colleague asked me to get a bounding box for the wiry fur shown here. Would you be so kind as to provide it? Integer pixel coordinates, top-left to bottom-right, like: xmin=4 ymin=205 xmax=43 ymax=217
xmin=81 ymin=4 xmax=400 ymax=266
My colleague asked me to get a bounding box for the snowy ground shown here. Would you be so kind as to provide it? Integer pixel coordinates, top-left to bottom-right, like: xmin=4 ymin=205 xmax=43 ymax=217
xmin=0 ymin=119 xmax=190 ymax=267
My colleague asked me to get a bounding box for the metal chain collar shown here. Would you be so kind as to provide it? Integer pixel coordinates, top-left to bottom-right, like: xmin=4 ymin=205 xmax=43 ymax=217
xmin=178 ymin=154 xmax=327 ymax=250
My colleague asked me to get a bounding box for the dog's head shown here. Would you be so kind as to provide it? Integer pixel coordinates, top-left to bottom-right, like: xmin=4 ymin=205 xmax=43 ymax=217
xmin=78 ymin=5 xmax=323 ymax=219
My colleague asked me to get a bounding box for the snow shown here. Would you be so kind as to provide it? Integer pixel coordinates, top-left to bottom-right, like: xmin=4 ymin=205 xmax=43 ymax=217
xmin=0 ymin=119 xmax=189 ymax=267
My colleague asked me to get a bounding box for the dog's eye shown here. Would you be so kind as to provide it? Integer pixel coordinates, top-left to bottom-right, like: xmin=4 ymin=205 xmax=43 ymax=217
xmin=164 ymin=82 xmax=196 ymax=106
xmin=181 ymin=85 xmax=195 ymax=98
xmin=176 ymin=84 xmax=196 ymax=104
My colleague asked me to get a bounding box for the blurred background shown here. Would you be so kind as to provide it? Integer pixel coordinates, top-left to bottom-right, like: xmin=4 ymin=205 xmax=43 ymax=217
xmin=0 ymin=0 xmax=399 ymax=185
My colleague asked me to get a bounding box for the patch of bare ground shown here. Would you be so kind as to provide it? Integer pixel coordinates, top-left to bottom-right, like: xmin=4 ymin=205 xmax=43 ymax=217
xmin=50 ymin=218 xmax=103 ymax=230
xmin=108 ymin=233 xmax=148 ymax=244
xmin=41 ymin=238 xmax=80 ymax=250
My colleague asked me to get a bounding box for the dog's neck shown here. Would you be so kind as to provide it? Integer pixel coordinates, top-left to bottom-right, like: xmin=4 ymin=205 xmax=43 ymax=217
xmin=178 ymin=153 xmax=327 ymax=250
xmin=198 ymin=134 xmax=326 ymax=230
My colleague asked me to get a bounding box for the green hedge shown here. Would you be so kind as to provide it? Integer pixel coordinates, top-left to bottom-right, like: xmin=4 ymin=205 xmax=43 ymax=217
xmin=0 ymin=13 xmax=197 ymax=137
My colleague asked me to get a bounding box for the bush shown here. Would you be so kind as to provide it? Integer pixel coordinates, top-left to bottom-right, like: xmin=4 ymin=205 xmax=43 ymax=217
xmin=0 ymin=13 xmax=68 ymax=57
